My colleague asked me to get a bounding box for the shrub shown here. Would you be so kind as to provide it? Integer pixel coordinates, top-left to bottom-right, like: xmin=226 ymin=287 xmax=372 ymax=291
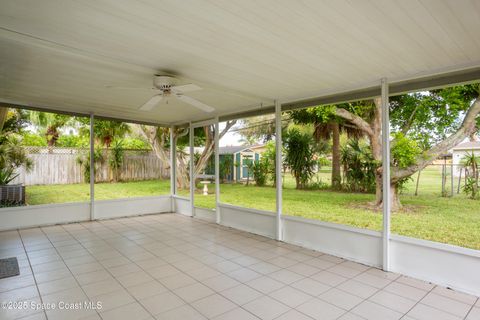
xmin=284 ymin=128 xmax=316 ymax=189
xmin=251 ymin=159 xmax=269 ymax=186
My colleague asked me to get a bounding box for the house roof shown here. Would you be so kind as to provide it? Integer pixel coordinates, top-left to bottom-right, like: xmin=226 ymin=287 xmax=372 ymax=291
xmin=219 ymin=144 xmax=263 ymax=155
xmin=452 ymin=141 xmax=480 ymax=150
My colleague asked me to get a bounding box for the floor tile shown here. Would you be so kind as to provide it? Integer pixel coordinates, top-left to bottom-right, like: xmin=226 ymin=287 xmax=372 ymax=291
xmin=269 ymin=286 xmax=312 ymax=308
xmin=245 ymin=276 xmax=284 ymax=294
xmin=156 ymin=304 xmax=206 ymax=320
xmin=407 ymin=303 xmax=462 ymax=320
xmin=220 ymin=284 xmax=263 ymax=305
xmin=243 ymin=295 xmax=290 ymax=320
xmin=368 ymin=290 xmax=416 ymax=313
xmin=127 ymin=281 xmax=168 ymax=300
xmin=202 ymin=274 xmax=241 ymax=292
xmin=100 ymin=302 xmax=151 ymax=320
xmin=296 ymin=298 xmax=345 ymax=320
xmin=311 ymin=271 xmax=347 ymax=287
xmin=421 ymin=292 xmax=471 ymax=317
xmin=173 ymin=282 xmax=214 ymax=302
xmin=319 ymin=288 xmax=363 ymax=310
xmin=290 ymin=278 xmax=331 ymax=296
xmin=140 ymin=291 xmax=185 ymax=315
xmin=351 ymin=300 xmax=402 ymax=320
xmin=212 ymin=307 xmax=259 ymax=320
xmin=191 ymin=293 xmax=237 ymax=318
xmin=274 ymin=309 xmax=313 ymax=320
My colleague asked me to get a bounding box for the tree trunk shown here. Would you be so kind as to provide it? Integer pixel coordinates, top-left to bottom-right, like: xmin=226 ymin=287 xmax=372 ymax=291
xmin=331 ymin=122 xmax=341 ymax=189
xmin=0 ymin=107 xmax=7 ymax=132
xmin=375 ymin=181 xmax=402 ymax=211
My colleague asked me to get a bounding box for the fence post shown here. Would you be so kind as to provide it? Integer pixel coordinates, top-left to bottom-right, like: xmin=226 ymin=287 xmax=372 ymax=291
xmin=451 ymin=161 xmax=454 ymax=197
xmin=89 ymin=113 xmax=95 ymax=220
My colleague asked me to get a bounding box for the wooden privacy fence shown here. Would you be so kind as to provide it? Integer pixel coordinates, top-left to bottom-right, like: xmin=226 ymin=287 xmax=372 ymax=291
xmin=12 ymin=147 xmax=170 ymax=186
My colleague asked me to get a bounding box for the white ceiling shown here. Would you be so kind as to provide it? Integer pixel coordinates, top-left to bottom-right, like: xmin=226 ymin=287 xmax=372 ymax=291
xmin=0 ymin=0 xmax=479 ymax=125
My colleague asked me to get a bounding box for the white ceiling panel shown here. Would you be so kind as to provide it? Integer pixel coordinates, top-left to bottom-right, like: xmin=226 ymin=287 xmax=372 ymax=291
xmin=0 ymin=0 xmax=479 ymax=124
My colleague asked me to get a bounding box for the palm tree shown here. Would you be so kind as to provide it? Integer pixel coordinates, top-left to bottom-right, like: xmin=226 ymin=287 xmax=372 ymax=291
xmin=92 ymin=120 xmax=130 ymax=148
xmin=28 ymin=111 xmax=69 ymax=148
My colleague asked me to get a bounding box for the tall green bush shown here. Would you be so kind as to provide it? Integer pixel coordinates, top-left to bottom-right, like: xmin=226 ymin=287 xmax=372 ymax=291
xmin=284 ymin=128 xmax=316 ymax=189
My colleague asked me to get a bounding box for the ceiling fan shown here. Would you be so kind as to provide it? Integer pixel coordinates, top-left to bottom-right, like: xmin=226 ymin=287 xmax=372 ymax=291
xmin=108 ymin=75 xmax=215 ymax=112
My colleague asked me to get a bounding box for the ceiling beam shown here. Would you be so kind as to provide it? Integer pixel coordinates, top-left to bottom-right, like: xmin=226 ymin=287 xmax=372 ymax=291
xmin=216 ymin=66 xmax=480 ymax=123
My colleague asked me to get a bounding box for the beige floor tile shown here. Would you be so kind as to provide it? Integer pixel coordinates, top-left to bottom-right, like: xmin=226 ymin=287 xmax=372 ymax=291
xmin=368 ymin=290 xmax=417 ymax=313
xmin=191 ymin=293 xmax=237 ymax=318
xmin=140 ymin=291 xmax=185 ymax=315
xmin=311 ymin=271 xmax=347 ymax=287
xmin=466 ymin=307 xmax=480 ymax=320
xmin=421 ymin=292 xmax=472 ymax=317
xmin=202 ymin=274 xmax=241 ymax=292
xmin=227 ymin=268 xmax=262 ymax=283
xmin=81 ymin=278 xmax=123 ymax=298
xmin=351 ymin=300 xmax=402 ymax=320
xmin=274 ymin=309 xmax=313 ymax=320
xmin=286 ymin=263 xmax=320 ymax=277
xmin=269 ymin=286 xmax=313 ymax=308
xmin=212 ymin=307 xmax=260 ymax=320
xmin=243 ymin=295 xmax=290 ymax=320
xmin=158 ymin=272 xmax=197 ymax=290
xmin=290 ymin=277 xmax=331 ymax=296
xmin=269 ymin=269 xmax=304 ymax=285
xmin=173 ymin=282 xmax=214 ymax=302
xmin=220 ymin=284 xmax=263 ymax=305
xmin=100 ymin=302 xmax=151 ymax=320
xmin=37 ymin=276 xmax=79 ymax=296
xmin=245 ymin=276 xmax=284 ymax=294
xmin=155 ymin=304 xmax=206 ymax=320
xmin=336 ymin=280 xmax=378 ymax=299
xmin=92 ymin=289 xmax=134 ymax=312
xmin=319 ymin=288 xmax=363 ymax=310
xmin=127 ymin=281 xmax=168 ymax=300
xmin=407 ymin=303 xmax=462 ymax=320
xmin=296 ymin=298 xmax=345 ymax=320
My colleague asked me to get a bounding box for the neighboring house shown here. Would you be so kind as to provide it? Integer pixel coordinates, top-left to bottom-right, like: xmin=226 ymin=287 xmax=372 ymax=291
xmin=205 ymin=145 xmax=265 ymax=182
xmin=451 ymin=141 xmax=480 ymax=177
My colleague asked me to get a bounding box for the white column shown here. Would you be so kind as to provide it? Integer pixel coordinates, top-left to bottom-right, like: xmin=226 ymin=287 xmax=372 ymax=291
xmin=89 ymin=113 xmax=95 ymax=220
xmin=214 ymin=118 xmax=220 ymax=224
xmin=275 ymin=100 xmax=283 ymax=241
xmin=189 ymin=123 xmax=195 ymax=217
xmin=381 ymin=78 xmax=391 ymax=271
xmin=170 ymin=126 xmax=176 ymax=212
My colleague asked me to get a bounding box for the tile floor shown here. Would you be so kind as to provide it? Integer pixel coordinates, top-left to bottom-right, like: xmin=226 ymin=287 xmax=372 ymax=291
xmin=0 ymin=213 xmax=479 ymax=320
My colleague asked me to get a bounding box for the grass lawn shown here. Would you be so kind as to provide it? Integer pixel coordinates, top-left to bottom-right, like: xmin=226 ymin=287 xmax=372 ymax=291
xmin=24 ymin=166 xmax=480 ymax=250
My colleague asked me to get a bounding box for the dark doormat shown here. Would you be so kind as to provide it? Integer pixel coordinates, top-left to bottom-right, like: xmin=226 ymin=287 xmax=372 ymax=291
xmin=0 ymin=257 xmax=20 ymax=279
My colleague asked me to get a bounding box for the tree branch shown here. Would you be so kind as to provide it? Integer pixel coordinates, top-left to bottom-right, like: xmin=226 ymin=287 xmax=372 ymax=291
xmin=335 ymin=108 xmax=374 ymax=137
xmin=392 ymin=96 xmax=480 ymax=182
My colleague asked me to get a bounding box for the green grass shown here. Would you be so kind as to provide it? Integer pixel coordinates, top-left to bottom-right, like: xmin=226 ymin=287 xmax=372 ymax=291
xmin=26 ymin=180 xmax=171 ymax=205
xmin=23 ymin=166 xmax=480 ymax=250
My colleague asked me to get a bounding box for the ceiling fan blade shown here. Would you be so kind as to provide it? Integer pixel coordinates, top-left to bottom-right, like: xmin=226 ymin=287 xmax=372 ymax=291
xmin=139 ymin=94 xmax=163 ymax=111
xmin=176 ymin=95 xmax=215 ymax=112
xmin=171 ymin=84 xmax=201 ymax=93
xmin=105 ymin=85 xmax=157 ymax=91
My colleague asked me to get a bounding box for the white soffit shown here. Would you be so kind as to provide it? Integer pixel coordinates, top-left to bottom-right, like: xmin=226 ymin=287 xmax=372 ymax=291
xmin=0 ymin=0 xmax=479 ymax=125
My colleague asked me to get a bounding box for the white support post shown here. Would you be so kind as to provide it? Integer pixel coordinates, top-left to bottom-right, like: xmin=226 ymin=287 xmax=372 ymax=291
xmin=381 ymin=78 xmax=391 ymax=271
xmin=214 ymin=118 xmax=221 ymax=224
xmin=89 ymin=113 xmax=95 ymax=220
xmin=275 ymin=100 xmax=283 ymax=241
xmin=189 ymin=123 xmax=195 ymax=217
xmin=170 ymin=126 xmax=176 ymax=212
